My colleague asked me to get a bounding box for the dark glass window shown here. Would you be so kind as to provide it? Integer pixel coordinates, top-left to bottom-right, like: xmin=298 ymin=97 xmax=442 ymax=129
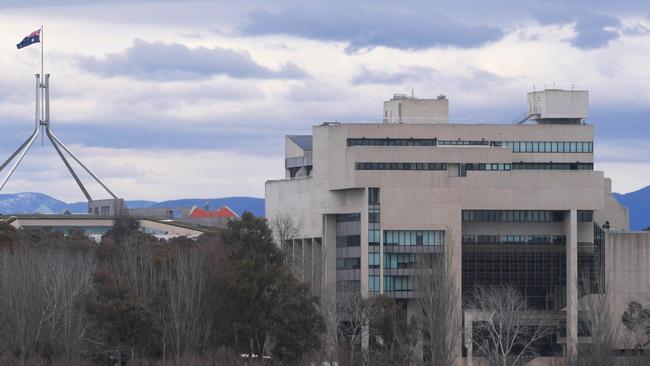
xmin=368 ymin=187 xmax=380 ymax=204
xmin=578 ymin=210 xmax=593 ymax=222
xmin=462 ymin=210 xmax=565 ymax=222
xmin=356 ymin=162 xmax=447 ymax=171
xmin=348 ymin=138 xmax=437 ymax=147
xmin=336 ymin=258 xmax=361 ymax=270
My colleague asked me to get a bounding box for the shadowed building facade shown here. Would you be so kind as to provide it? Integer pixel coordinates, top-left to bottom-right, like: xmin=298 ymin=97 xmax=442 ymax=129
xmin=265 ymin=90 xmax=643 ymax=364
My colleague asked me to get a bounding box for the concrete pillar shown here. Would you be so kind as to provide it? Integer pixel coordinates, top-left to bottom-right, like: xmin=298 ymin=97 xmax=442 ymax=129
xmin=362 ymin=323 xmax=370 ymax=352
xmin=464 ymin=311 xmax=473 ymax=366
xmin=565 ymin=209 xmax=578 ymax=363
xmin=451 ymin=223 xmax=463 ymax=366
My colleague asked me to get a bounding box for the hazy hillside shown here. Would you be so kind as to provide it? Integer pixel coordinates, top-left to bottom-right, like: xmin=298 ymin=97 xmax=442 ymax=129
xmin=2 ymin=187 xmax=647 ymax=228
xmin=614 ymin=185 xmax=650 ymax=231
xmin=0 ymin=193 xmax=265 ymax=217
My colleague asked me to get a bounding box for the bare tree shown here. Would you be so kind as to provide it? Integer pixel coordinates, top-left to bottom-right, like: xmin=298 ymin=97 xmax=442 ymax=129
xmin=270 ymin=212 xmax=301 ymax=253
xmin=465 ymin=285 xmax=553 ymax=366
xmin=414 ymin=231 xmax=461 ymax=366
xmin=576 ymin=272 xmax=619 ymax=366
xmin=0 ymin=245 xmax=95 ymax=364
xmin=337 ymin=291 xmax=378 ymax=366
xmin=158 ymin=248 xmax=212 ymax=362
xmin=319 ymin=289 xmax=340 ymax=364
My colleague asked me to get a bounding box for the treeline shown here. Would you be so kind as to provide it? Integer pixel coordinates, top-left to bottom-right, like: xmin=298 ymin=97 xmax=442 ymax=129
xmin=0 ymin=213 xmax=324 ymax=365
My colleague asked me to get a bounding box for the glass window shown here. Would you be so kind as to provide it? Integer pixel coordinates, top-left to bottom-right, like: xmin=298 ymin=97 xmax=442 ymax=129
xmin=368 ymin=230 xmax=380 ymax=245
xmin=369 ymin=253 xmax=380 ymax=268
xmin=368 ymin=187 xmax=380 ymax=204
xmin=384 ymin=276 xmax=393 ymax=291
xmin=369 ymin=275 xmax=380 ymax=292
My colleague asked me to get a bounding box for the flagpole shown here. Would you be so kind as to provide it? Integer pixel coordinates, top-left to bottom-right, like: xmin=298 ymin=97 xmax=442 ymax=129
xmin=40 ymin=25 xmax=44 ymax=82
xmin=40 ymin=25 xmax=44 ymax=146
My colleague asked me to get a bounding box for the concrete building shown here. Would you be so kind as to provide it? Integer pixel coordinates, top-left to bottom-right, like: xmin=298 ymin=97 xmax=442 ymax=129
xmin=127 ymin=204 xmax=239 ymax=228
xmin=3 ymin=215 xmax=208 ymax=242
xmin=265 ymin=89 xmax=650 ymax=363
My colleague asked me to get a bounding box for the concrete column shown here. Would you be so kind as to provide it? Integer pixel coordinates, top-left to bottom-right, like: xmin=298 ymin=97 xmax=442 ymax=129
xmin=362 ymin=324 xmax=370 ymax=352
xmin=323 ymin=215 xmax=338 ymax=295
xmin=565 ymin=209 xmax=578 ymax=363
xmin=464 ymin=312 xmax=473 ymax=366
xmin=451 ymin=222 xmax=463 ymax=366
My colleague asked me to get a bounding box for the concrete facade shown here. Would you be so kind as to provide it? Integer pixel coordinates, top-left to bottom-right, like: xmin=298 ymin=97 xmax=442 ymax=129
xmin=265 ymin=90 xmax=645 ymax=363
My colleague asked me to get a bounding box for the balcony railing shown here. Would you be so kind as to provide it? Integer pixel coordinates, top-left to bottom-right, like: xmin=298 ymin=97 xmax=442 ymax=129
xmin=285 ymin=155 xmax=312 ymax=168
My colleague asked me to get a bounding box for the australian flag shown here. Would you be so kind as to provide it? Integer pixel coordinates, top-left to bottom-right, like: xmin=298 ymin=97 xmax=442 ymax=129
xmin=16 ymin=29 xmax=40 ymax=49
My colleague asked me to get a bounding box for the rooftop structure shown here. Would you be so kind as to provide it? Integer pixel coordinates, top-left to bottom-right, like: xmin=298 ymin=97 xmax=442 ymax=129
xmin=383 ymin=92 xmax=449 ymax=124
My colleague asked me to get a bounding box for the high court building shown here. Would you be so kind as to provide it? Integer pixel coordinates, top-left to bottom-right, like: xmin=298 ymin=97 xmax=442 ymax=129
xmin=265 ymin=89 xmax=650 ymax=363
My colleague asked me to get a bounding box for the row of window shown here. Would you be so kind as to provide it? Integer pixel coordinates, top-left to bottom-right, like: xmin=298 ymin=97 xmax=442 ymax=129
xmin=356 ymin=162 xmax=447 ymax=171
xmin=384 ymin=275 xmax=413 ymax=292
xmin=369 ymin=252 xmax=420 ymax=269
xmin=464 ymin=163 xmax=511 ymax=171
xmin=462 ymin=234 xmax=566 ymax=244
xmin=512 ymin=162 xmax=593 ymax=171
xmin=336 ymin=213 xmax=361 ymax=222
xmin=462 ymin=210 xmax=593 ymax=222
xmin=336 ymin=235 xmax=360 ymax=248
xmin=347 ymin=138 xmax=593 ymax=153
xmin=336 ymin=257 xmax=361 ymax=270
xmin=384 ymin=253 xmax=417 ymax=269
xmin=348 ymin=138 xmax=437 ymax=147
xmin=463 ymin=210 xmax=565 ymax=222
xmin=370 ymin=275 xmax=414 ymax=292
xmin=438 ymin=140 xmax=489 ymax=146
xmin=358 ymin=162 xmax=594 ymax=172
xmin=493 ymin=141 xmax=593 ymax=153
xmin=384 ymin=230 xmax=445 ymax=246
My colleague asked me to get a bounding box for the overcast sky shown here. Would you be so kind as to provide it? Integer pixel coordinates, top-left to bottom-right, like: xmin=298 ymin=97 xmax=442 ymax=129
xmin=1 ymin=0 xmax=649 ymax=202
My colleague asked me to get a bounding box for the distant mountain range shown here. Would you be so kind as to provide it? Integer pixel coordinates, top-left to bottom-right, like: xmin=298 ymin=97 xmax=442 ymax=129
xmin=613 ymin=185 xmax=650 ymax=231
xmin=0 ymin=187 xmax=648 ymax=230
xmin=0 ymin=192 xmax=264 ymax=217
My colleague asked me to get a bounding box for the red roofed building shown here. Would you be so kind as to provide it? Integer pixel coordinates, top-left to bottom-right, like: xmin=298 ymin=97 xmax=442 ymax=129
xmin=189 ymin=205 xmax=239 ymax=219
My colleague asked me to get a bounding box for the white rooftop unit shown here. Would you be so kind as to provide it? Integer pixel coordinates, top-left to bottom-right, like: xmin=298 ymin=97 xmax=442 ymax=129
xmin=383 ymin=93 xmax=449 ymax=124
xmin=527 ymin=89 xmax=588 ymax=123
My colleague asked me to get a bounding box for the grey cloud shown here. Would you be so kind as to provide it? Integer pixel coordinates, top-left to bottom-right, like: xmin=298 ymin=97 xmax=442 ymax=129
xmin=77 ymin=39 xmax=307 ymax=81
xmin=352 ymin=66 xmax=437 ymax=85
xmin=239 ymin=1 xmax=642 ymax=52
xmin=622 ymin=21 xmax=650 ymax=36
xmin=571 ymin=12 xmax=622 ymax=49
xmin=241 ymin=4 xmax=504 ymax=51
xmin=352 ymin=66 xmax=511 ymax=87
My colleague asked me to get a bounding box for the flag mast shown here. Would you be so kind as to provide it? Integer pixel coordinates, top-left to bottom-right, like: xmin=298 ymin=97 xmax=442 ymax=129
xmin=40 ymin=25 xmax=44 ymax=146
xmin=40 ymin=25 xmax=44 ymax=83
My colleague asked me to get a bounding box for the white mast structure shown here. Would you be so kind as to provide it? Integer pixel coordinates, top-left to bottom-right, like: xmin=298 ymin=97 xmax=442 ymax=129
xmin=0 ymin=26 xmax=119 ymax=210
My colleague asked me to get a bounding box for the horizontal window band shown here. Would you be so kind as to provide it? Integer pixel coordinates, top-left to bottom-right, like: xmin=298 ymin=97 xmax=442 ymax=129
xmin=347 ymin=138 xmax=593 ymax=153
